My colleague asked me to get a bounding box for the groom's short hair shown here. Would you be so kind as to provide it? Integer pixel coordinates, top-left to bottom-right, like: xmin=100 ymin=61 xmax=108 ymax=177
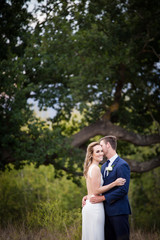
xmin=99 ymin=135 xmax=117 ymax=150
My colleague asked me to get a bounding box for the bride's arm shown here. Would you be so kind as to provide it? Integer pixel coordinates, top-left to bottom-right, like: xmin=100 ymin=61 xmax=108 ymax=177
xmin=91 ymin=166 xmax=126 ymax=195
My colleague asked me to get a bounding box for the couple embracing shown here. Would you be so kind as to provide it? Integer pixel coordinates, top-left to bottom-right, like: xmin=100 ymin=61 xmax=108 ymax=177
xmin=82 ymin=136 xmax=131 ymax=240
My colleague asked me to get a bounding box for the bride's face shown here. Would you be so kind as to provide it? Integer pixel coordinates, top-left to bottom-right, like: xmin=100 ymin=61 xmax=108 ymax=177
xmin=92 ymin=145 xmax=104 ymax=163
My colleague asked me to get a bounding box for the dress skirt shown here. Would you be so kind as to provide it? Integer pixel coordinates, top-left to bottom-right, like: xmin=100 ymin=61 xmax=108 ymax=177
xmin=82 ymin=200 xmax=105 ymax=240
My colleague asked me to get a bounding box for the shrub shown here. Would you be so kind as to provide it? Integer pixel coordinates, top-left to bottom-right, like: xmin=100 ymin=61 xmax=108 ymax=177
xmin=26 ymin=200 xmax=82 ymax=239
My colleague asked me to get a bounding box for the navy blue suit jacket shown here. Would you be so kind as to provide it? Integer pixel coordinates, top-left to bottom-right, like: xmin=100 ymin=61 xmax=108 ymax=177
xmin=101 ymin=156 xmax=131 ymax=216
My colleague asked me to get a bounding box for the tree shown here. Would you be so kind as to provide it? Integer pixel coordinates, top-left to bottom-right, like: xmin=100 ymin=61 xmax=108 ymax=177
xmin=0 ymin=0 xmax=34 ymax=169
xmin=1 ymin=0 xmax=160 ymax=179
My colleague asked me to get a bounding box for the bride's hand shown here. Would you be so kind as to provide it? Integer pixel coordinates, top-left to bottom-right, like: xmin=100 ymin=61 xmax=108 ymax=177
xmin=115 ymin=178 xmax=126 ymax=186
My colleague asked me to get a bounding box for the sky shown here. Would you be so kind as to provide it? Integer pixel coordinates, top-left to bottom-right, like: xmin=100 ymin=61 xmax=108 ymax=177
xmin=28 ymin=0 xmax=47 ymax=24
xmin=27 ymin=98 xmax=56 ymax=120
xmin=28 ymin=0 xmax=39 ymax=12
xmin=27 ymin=0 xmax=56 ymax=120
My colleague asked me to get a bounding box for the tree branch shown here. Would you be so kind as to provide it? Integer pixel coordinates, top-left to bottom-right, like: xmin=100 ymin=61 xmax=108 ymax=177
xmin=46 ymin=155 xmax=160 ymax=176
xmin=124 ymin=156 xmax=160 ymax=173
xmin=1 ymin=147 xmax=160 ymax=175
xmin=102 ymin=63 xmax=125 ymax=121
xmin=71 ymin=120 xmax=160 ymax=147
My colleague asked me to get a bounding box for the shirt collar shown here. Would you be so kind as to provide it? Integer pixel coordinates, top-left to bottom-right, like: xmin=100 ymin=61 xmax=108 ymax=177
xmin=108 ymin=153 xmax=118 ymax=166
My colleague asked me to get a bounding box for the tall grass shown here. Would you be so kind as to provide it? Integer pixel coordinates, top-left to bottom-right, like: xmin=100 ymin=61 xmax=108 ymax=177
xmin=0 ymin=202 xmax=82 ymax=240
xmin=0 ymin=225 xmax=159 ymax=240
xmin=0 ymin=164 xmax=160 ymax=239
xmin=26 ymin=200 xmax=82 ymax=239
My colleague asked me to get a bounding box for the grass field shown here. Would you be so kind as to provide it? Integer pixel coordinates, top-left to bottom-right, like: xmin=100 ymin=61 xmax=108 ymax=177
xmin=0 ymin=225 xmax=159 ymax=240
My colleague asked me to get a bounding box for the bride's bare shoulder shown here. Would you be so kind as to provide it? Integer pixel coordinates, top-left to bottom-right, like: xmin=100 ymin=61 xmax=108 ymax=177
xmin=88 ymin=164 xmax=100 ymax=178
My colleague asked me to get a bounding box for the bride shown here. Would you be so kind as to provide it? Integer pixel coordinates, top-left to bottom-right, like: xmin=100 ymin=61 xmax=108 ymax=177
xmin=82 ymin=142 xmax=126 ymax=240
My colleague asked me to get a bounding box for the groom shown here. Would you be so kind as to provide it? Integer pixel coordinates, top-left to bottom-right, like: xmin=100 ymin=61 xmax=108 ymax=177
xmin=83 ymin=135 xmax=131 ymax=240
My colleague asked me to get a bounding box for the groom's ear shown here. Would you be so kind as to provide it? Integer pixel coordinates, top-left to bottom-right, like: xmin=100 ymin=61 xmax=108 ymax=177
xmin=106 ymin=142 xmax=111 ymax=148
xmin=108 ymin=141 xmax=114 ymax=149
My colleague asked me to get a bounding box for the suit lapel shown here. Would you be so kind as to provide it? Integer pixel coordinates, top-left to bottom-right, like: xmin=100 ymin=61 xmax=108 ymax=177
xmin=111 ymin=156 xmax=120 ymax=168
xmin=106 ymin=156 xmax=120 ymax=178
xmin=102 ymin=162 xmax=108 ymax=178
xmin=102 ymin=156 xmax=120 ymax=179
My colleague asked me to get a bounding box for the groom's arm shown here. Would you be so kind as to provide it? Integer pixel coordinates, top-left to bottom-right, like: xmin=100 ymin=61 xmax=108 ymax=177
xmin=82 ymin=195 xmax=88 ymax=207
xmin=104 ymin=163 xmax=130 ymax=204
xmin=90 ymin=195 xmax=105 ymax=204
xmin=82 ymin=195 xmax=105 ymax=204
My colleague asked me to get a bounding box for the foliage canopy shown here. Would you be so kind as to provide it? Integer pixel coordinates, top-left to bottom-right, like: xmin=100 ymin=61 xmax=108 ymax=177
xmin=0 ymin=0 xmax=160 ymax=179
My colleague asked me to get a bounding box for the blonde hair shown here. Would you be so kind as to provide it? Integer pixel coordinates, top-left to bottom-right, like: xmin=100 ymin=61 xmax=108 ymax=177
xmin=83 ymin=142 xmax=100 ymax=178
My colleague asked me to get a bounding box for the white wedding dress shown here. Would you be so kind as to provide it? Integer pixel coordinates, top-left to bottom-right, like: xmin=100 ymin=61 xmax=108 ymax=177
xmin=82 ymin=165 xmax=105 ymax=240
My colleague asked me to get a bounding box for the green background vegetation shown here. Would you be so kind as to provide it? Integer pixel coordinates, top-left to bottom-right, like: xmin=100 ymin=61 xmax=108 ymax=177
xmin=0 ymin=164 xmax=160 ymax=237
xmin=0 ymin=0 xmax=160 ymax=238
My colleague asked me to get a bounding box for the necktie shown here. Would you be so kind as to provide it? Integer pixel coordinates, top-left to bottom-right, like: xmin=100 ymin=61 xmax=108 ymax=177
xmin=106 ymin=159 xmax=110 ymax=167
xmin=104 ymin=160 xmax=110 ymax=177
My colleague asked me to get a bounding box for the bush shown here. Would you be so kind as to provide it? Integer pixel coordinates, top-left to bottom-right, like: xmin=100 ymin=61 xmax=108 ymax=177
xmin=27 ymin=201 xmax=82 ymax=239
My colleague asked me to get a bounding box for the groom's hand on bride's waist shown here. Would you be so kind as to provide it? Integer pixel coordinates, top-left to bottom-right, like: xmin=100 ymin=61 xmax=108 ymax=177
xmin=82 ymin=195 xmax=88 ymax=207
xmin=90 ymin=195 xmax=105 ymax=204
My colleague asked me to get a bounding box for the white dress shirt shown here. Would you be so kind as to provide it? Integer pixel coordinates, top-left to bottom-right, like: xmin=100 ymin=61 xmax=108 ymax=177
xmin=104 ymin=153 xmax=118 ymax=177
xmin=108 ymin=153 xmax=118 ymax=168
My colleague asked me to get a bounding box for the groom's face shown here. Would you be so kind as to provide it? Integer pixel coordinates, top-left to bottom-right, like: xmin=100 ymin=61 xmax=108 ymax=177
xmin=100 ymin=140 xmax=109 ymax=157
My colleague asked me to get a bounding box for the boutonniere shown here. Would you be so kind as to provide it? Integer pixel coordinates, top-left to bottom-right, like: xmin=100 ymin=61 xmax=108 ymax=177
xmin=105 ymin=165 xmax=115 ymax=176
